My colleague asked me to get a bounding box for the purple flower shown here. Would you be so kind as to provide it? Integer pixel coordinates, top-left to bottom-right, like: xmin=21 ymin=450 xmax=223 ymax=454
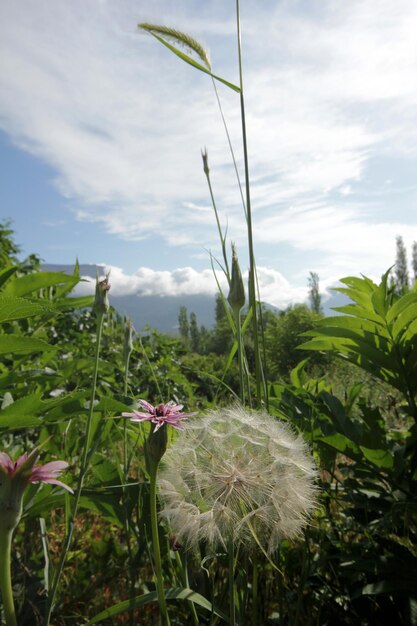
xmin=0 ymin=450 xmax=73 ymax=493
xmin=123 ymin=400 xmax=195 ymax=432
xmin=1 ymin=450 xmax=73 ymax=532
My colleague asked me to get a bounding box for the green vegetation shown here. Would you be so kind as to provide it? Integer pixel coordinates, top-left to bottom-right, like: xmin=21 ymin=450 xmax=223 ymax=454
xmin=0 ymin=224 xmax=416 ymax=625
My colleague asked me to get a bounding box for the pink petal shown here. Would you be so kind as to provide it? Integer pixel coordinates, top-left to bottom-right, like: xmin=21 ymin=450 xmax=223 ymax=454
xmin=138 ymin=399 xmax=155 ymax=413
xmin=30 ymin=461 xmax=69 ymax=481
xmin=0 ymin=452 xmax=14 ymax=475
xmin=39 ymin=478 xmax=74 ymax=494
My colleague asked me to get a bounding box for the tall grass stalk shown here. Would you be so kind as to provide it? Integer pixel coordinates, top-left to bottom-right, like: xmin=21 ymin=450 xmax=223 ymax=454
xmin=235 ymin=0 xmax=263 ymax=407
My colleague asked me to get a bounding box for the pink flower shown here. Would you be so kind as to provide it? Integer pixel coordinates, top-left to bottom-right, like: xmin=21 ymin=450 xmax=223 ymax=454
xmin=122 ymin=400 xmax=195 ymax=432
xmin=0 ymin=450 xmax=73 ymax=493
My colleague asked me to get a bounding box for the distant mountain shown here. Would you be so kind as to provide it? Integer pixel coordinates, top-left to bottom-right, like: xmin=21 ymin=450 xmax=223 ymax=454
xmin=42 ymin=263 xmax=216 ymax=333
xmin=42 ymin=263 xmax=351 ymax=333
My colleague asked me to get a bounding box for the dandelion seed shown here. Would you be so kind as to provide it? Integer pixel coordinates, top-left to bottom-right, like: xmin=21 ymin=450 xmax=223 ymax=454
xmin=158 ymin=406 xmax=318 ymax=555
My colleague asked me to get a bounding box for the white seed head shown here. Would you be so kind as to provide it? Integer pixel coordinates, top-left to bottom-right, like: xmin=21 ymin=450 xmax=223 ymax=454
xmin=158 ymin=406 xmax=318 ymax=554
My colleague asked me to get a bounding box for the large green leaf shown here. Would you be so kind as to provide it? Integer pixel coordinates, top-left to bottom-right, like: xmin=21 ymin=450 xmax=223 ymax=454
xmin=0 ymin=335 xmax=55 ymax=355
xmin=86 ymin=587 xmax=228 ymax=624
xmin=0 ymin=295 xmax=52 ymax=323
xmin=360 ymin=446 xmax=394 ymax=469
xmin=2 ymin=271 xmax=75 ymax=297
xmin=0 ymin=392 xmax=86 ymax=430
xmin=386 ymin=290 xmax=417 ymax=324
xmin=0 ymin=266 xmax=19 ymax=289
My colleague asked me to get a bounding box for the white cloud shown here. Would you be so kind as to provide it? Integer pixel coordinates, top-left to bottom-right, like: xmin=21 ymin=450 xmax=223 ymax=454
xmin=76 ymin=263 xmax=307 ymax=309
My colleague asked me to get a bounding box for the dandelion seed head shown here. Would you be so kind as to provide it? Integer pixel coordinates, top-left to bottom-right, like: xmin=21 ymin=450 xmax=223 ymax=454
xmin=159 ymin=406 xmax=318 ymax=554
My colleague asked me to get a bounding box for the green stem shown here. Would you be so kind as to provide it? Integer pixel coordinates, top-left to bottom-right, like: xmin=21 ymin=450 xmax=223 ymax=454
xmin=0 ymin=530 xmax=17 ymax=626
xmin=149 ymin=462 xmax=170 ymax=626
xmin=251 ymin=555 xmax=258 ymax=626
xmin=235 ymin=0 xmax=262 ymax=407
xmin=45 ymin=311 xmax=105 ymax=625
xmin=228 ymin=540 xmax=236 ymax=626
xmin=123 ymin=354 xmax=136 ymax=626
xmin=204 ymin=166 xmax=230 ymax=283
xmin=235 ymin=310 xmax=245 ymax=404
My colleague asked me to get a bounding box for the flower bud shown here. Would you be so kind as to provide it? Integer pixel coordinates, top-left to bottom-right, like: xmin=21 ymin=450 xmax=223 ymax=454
xmin=227 ymin=244 xmax=245 ymax=315
xmin=201 ymin=148 xmax=209 ymax=176
xmin=146 ymin=424 xmax=168 ymax=468
xmin=93 ymin=271 xmax=110 ymax=314
xmin=0 ymin=450 xmax=38 ymax=532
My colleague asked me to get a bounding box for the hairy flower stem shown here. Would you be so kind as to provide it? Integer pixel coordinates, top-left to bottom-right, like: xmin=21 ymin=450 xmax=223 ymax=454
xmin=45 ymin=311 xmax=105 ymax=625
xmin=0 ymin=530 xmax=17 ymax=626
xmin=228 ymin=540 xmax=236 ymax=626
xmin=235 ymin=0 xmax=262 ymax=407
xmin=149 ymin=461 xmax=171 ymax=626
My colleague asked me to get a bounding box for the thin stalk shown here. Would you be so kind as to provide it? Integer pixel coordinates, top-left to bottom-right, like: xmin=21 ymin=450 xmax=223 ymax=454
xmin=45 ymin=311 xmax=105 ymax=625
xmin=235 ymin=310 xmax=245 ymax=403
xmin=251 ymin=556 xmax=258 ymax=626
xmin=123 ymin=352 xmax=136 ymax=626
xmin=210 ymin=77 xmax=247 ymax=220
xmin=228 ymin=540 xmax=236 ymax=626
xmin=235 ymin=0 xmax=262 ymax=407
xmin=0 ymin=530 xmax=17 ymax=626
xmin=149 ymin=462 xmax=170 ymax=626
xmin=203 ymin=162 xmax=230 ymax=283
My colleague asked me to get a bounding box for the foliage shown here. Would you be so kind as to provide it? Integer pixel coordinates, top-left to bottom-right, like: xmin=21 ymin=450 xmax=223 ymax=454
xmin=265 ymin=304 xmax=325 ymax=379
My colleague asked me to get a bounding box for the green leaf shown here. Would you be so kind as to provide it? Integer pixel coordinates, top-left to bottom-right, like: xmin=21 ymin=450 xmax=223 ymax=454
xmin=0 ymin=295 xmax=52 ymax=323
xmin=0 ymin=412 xmax=40 ymax=429
xmin=86 ymin=587 xmax=228 ymax=624
xmin=318 ymin=433 xmax=361 ymax=460
xmin=2 ymin=271 xmax=75 ymax=297
xmin=315 ymin=314 xmax=390 ymax=339
xmin=386 ymin=290 xmax=417 ymax=323
xmin=359 ymin=446 xmax=394 ymax=469
xmin=0 ymin=335 xmax=55 ymax=355
xmin=391 ymin=302 xmax=417 ymax=339
xmin=53 ymin=295 xmax=94 ymax=310
xmin=0 ymin=266 xmax=19 ymax=289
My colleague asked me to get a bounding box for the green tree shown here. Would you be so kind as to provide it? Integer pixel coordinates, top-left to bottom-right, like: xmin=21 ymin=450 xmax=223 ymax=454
xmin=265 ymin=304 xmax=323 ymax=378
xmin=178 ymin=305 xmax=189 ymax=342
xmin=307 ymin=271 xmax=322 ymax=314
xmin=0 ymin=220 xmax=20 ymax=265
xmin=412 ymin=241 xmax=417 ymax=284
xmin=214 ymin=293 xmax=227 ymax=324
xmin=189 ymin=312 xmax=200 ymax=352
xmin=394 ymin=235 xmax=409 ymax=293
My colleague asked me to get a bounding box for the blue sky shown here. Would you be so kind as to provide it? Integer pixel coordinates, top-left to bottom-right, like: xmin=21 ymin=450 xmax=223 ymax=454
xmin=1 ymin=0 xmax=417 ymax=307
